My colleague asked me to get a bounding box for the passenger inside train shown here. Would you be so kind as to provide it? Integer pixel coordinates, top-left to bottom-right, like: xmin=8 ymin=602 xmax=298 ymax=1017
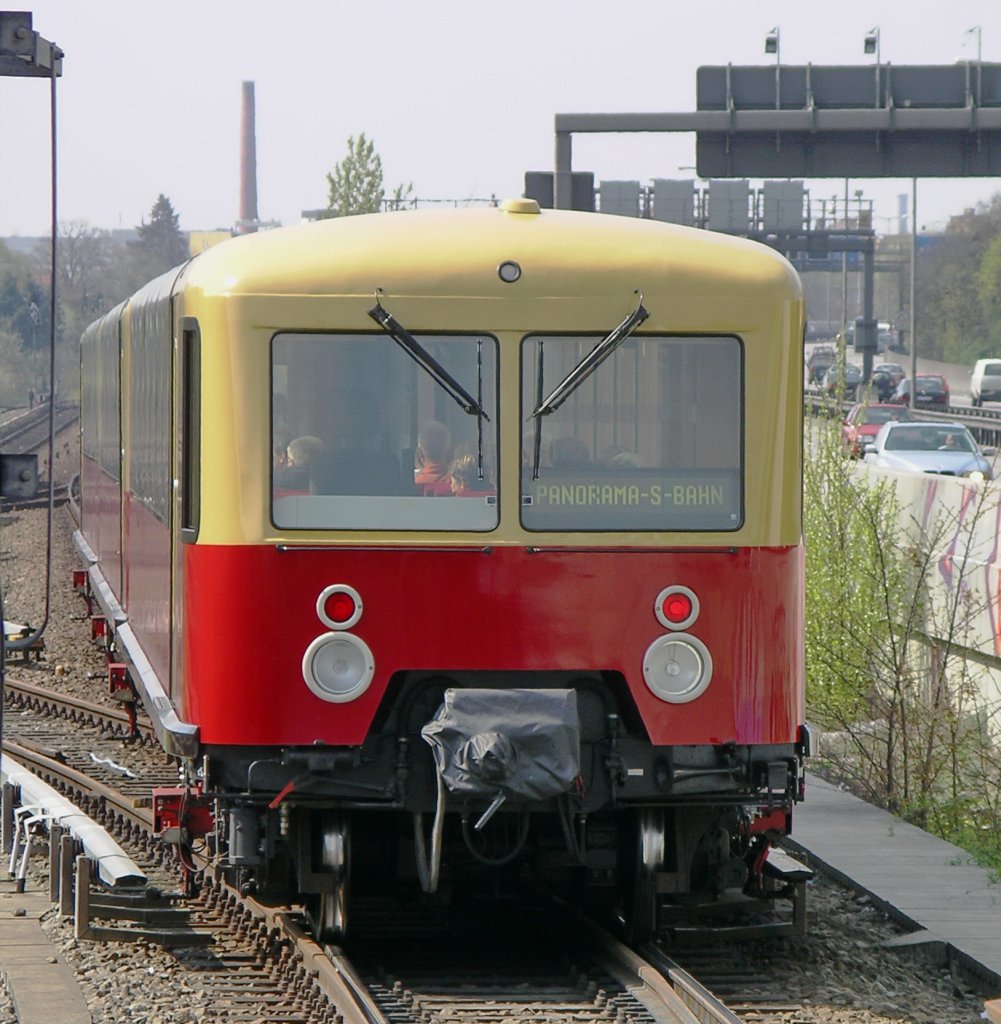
xmin=414 ymin=421 xmax=454 ymax=495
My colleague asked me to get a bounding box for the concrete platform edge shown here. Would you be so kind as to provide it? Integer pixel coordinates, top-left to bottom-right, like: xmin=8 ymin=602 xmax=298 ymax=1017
xmin=783 ymin=835 xmax=1001 ymax=995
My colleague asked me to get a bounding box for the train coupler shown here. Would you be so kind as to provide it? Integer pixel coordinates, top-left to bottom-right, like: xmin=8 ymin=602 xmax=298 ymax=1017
xmin=152 ymin=786 xmax=214 ymax=846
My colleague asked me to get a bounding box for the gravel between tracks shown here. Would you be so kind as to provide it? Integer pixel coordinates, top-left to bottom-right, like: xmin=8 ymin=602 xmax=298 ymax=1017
xmin=0 ymin=484 xmax=991 ymax=1022
xmin=699 ymin=875 xmax=987 ymax=1023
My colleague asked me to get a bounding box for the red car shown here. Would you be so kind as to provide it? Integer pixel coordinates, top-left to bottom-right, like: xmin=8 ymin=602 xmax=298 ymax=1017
xmin=842 ymin=402 xmax=915 ymax=457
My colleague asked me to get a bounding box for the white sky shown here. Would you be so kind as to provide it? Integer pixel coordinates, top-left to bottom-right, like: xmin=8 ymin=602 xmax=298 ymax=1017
xmin=1 ymin=0 xmax=999 ymax=238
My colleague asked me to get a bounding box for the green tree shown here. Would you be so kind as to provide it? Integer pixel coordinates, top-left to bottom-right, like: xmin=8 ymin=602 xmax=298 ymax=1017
xmin=805 ymin=402 xmax=1001 ymax=872
xmin=917 ymin=195 xmax=1001 ymax=363
xmin=34 ymin=221 xmax=113 ymax=327
xmin=0 ymin=271 xmax=48 ymax=349
xmin=326 ymin=133 xmax=385 ymax=217
xmin=977 ymin=231 xmax=1001 ymax=350
xmin=0 ymin=323 xmax=33 ymax=408
xmin=325 ymin=134 xmax=413 ymax=217
xmin=136 ymin=193 xmax=189 ymax=270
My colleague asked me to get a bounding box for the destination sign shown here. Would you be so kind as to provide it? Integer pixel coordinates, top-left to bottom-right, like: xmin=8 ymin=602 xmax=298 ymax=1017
xmin=522 ymin=471 xmax=741 ymax=531
xmin=535 ymin=481 xmax=727 ymax=508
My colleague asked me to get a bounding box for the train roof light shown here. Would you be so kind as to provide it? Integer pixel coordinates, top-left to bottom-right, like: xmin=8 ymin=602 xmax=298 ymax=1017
xmin=498 ymin=260 xmax=522 ymax=283
xmin=500 ymin=197 xmax=540 ymax=215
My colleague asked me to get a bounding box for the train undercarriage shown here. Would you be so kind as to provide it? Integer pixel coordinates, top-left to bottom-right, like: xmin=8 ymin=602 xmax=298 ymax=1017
xmin=161 ymin=674 xmax=807 ymax=943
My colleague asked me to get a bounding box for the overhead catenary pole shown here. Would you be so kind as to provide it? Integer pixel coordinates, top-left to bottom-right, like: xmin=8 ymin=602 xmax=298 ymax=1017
xmin=910 ymin=177 xmax=917 ymax=409
xmin=841 ymin=180 xmax=849 ymax=359
xmin=0 ymin=10 xmax=64 ymax=758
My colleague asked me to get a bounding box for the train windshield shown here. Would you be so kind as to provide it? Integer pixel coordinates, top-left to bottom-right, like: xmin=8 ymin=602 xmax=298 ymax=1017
xmin=272 ymin=333 xmax=498 ymax=530
xmin=520 ymin=334 xmax=743 ymax=531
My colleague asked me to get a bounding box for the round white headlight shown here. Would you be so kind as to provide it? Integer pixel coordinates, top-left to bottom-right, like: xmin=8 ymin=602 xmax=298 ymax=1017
xmin=642 ymin=633 xmax=712 ymax=704
xmin=302 ymin=632 xmax=375 ymax=703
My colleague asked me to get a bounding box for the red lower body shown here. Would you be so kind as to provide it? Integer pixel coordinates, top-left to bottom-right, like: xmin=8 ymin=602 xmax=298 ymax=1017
xmin=179 ymin=543 xmax=804 ymax=749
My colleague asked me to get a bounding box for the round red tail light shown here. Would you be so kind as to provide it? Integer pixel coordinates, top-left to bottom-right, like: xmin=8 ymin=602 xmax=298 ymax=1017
xmin=327 ymin=593 xmax=356 ymax=622
xmin=317 ymin=584 xmax=363 ymax=630
xmin=654 ymin=585 xmax=699 ymax=631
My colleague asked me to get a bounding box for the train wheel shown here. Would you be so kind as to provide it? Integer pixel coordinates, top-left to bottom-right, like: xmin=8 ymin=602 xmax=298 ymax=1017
xmin=305 ymin=813 xmax=350 ymax=942
xmin=623 ymin=809 xmax=665 ymax=945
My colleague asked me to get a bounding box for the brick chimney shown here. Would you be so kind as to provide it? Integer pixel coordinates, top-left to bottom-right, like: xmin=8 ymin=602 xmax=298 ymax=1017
xmin=237 ymin=81 xmax=258 ymax=234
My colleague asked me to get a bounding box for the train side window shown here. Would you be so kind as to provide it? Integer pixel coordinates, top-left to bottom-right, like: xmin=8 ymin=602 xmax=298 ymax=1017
xmin=180 ymin=318 xmax=201 ymax=542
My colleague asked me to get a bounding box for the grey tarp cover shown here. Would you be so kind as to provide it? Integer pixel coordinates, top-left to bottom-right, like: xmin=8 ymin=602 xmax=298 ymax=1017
xmin=421 ymin=688 xmax=581 ymax=801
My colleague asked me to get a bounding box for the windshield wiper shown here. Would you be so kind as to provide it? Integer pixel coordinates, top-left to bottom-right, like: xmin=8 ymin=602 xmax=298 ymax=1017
xmin=531 ymin=290 xmax=649 ymax=418
xmin=368 ymin=290 xmax=489 ymax=419
xmin=531 ymin=340 xmax=545 ymax=480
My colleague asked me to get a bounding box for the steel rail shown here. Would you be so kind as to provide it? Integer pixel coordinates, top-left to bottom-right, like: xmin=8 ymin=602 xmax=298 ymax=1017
xmin=0 ymin=749 xmax=146 ymax=887
xmin=639 ymin=943 xmax=743 ymax=1024
xmin=572 ymin=911 xmax=729 ymax=1024
xmin=0 ymin=404 xmax=78 ymax=453
xmin=3 ymin=678 xmax=154 ymax=744
xmin=0 ymin=737 xmax=153 ymax=831
xmin=200 ymin=865 xmax=393 ymax=1024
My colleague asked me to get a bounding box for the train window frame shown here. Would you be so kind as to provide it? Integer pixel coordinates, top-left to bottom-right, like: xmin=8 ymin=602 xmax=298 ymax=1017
xmin=518 ymin=332 xmax=745 ymax=533
xmin=179 ymin=317 xmax=201 ymax=543
xmin=270 ymin=330 xmax=500 ymax=532
xmin=81 ymin=305 xmax=124 ymax=484
xmin=127 ymin=274 xmax=176 ymax=527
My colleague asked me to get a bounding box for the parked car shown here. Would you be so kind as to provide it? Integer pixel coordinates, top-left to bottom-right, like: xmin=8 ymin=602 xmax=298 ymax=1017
xmin=822 ymin=362 xmax=863 ymax=398
xmin=806 ymin=345 xmax=836 ymax=384
xmin=890 ymin=374 xmax=950 ymax=407
xmin=863 ymin=421 xmax=993 ymax=481
xmin=969 ymin=358 xmax=1001 ymax=407
xmin=841 ymin=403 xmax=914 ymax=458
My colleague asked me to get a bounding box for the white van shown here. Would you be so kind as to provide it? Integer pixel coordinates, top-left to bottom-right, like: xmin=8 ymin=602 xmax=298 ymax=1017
xmin=970 ymin=359 xmax=1001 ymax=406
xmin=876 ymin=321 xmax=899 ymax=353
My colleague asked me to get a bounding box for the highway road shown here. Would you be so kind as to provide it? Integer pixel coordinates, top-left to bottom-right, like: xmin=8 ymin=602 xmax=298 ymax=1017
xmin=804 ymin=345 xmax=977 ymax=408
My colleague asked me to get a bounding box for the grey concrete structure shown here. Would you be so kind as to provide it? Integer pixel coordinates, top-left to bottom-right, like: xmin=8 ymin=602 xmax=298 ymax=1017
xmin=788 ymin=773 xmax=1001 ymax=993
xmin=0 ymin=881 xmax=90 ymax=1024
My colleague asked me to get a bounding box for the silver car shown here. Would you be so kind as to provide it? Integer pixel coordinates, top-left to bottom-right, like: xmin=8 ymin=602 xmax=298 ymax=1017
xmin=863 ymin=422 xmax=994 ymax=481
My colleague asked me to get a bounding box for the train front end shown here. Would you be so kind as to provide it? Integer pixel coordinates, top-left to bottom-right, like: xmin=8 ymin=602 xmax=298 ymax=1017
xmin=166 ymin=201 xmax=806 ymax=938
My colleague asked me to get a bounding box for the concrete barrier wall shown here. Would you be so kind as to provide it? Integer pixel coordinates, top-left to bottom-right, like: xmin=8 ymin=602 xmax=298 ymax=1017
xmin=858 ymin=463 xmax=1001 ymax=721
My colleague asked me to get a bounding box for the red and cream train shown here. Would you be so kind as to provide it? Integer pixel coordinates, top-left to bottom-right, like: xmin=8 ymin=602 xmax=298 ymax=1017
xmin=75 ymin=198 xmax=808 ymax=939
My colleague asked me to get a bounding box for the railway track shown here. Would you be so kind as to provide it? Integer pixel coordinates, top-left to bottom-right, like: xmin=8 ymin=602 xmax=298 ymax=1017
xmin=0 ymin=679 xmax=745 ymax=1023
xmin=343 ymin=900 xmax=734 ymax=1024
xmin=0 ymin=679 xmax=827 ymax=1024
xmin=0 ymin=403 xmax=77 ymax=512
xmin=0 ymin=402 xmax=78 ymax=453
